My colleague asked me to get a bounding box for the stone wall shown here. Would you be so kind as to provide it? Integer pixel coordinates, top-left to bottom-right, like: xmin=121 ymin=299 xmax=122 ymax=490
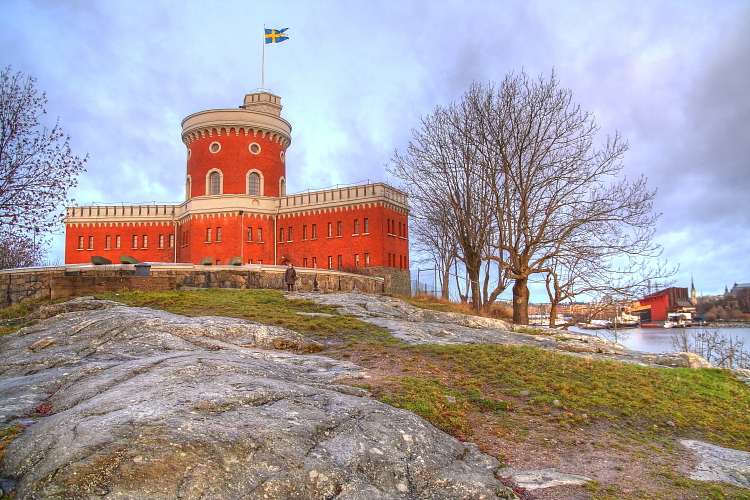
xmin=342 ymin=266 xmax=411 ymax=297
xmin=1 ymin=264 xmax=390 ymax=308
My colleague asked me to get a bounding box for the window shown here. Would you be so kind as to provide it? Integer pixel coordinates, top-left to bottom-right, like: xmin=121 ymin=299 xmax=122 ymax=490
xmin=88 ymin=236 xmax=94 ymax=250
xmin=216 ymin=260 xmax=220 ymax=265
xmin=186 ymin=177 xmax=192 ymax=199
xmin=302 ymin=225 xmax=307 ymax=240
xmin=209 ymin=141 xmax=221 ymax=153
xmin=249 ymin=142 xmax=261 ymax=155
xmin=257 ymin=260 xmax=262 ymax=265
xmin=247 ymin=227 xmax=253 ymax=241
xmin=337 ymin=221 xmax=342 ymax=237
xmin=355 ymin=254 xmax=360 ymax=266
xmin=78 ymin=236 xmax=84 ymax=250
xmin=287 ymin=227 xmax=293 ymax=242
xmin=248 ymin=172 xmax=260 ymax=195
xmin=328 ymin=256 xmax=333 ymax=269
xmin=247 ymin=259 xmax=252 ymax=264
xmin=257 ymin=227 xmax=263 ymax=242
xmin=338 ymin=255 xmax=343 ymax=268
xmin=132 ymin=235 xmax=138 ymax=249
xmin=115 ymin=235 xmax=121 ymax=249
xmin=206 ymin=228 xmax=212 ymax=243
xmin=168 ymin=234 xmax=174 ymax=249
xmin=327 ymin=222 xmax=332 ymax=238
xmin=279 ymin=178 xmax=286 ymax=196
xmin=209 ymin=172 xmax=221 ymax=195
xmin=312 ymin=257 xmax=317 ymax=268
xmin=105 ymin=235 xmax=111 ymax=250
xmin=303 ymin=258 xmax=308 ymax=267
xmin=365 ymin=253 xmax=370 ymax=266
xmin=142 ymin=235 xmax=148 ymax=249
xmin=364 ymin=218 xmax=369 ymax=234
xmin=279 ymin=228 xmax=284 ymax=242
xmin=312 ymin=224 xmax=317 ymax=239
xmin=158 ymin=235 xmax=164 ymax=249
xmin=216 ymin=227 xmax=222 ymax=242
xmin=354 ymin=219 xmax=359 ymax=234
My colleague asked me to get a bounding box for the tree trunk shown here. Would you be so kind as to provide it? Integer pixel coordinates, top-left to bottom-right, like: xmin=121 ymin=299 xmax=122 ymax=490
xmin=548 ymin=301 xmax=558 ymax=328
xmin=512 ymin=277 xmax=529 ymax=325
xmin=441 ymin=268 xmax=450 ymax=299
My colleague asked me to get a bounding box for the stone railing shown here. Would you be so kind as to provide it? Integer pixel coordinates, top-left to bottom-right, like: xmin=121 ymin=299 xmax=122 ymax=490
xmin=280 ymin=182 xmax=409 ymax=210
xmin=65 ymin=204 xmax=178 ymax=223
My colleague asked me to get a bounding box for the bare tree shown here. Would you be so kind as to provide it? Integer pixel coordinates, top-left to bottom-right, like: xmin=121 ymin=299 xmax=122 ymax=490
xmin=0 ymin=66 xmax=86 ymax=267
xmin=462 ymin=73 xmax=661 ymax=324
xmin=671 ymin=328 xmax=750 ymax=369
xmin=0 ymin=227 xmax=46 ymax=269
xmin=390 ymin=98 xmax=502 ymax=310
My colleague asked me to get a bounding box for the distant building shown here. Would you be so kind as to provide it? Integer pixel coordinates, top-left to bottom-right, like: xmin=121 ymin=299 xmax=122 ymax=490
xmin=629 ymin=287 xmax=695 ymax=322
xmin=731 ymin=283 xmax=750 ymax=296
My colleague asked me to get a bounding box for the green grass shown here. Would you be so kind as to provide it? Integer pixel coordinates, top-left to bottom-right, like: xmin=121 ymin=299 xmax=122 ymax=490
xmin=370 ymin=344 xmax=750 ymax=451
xmin=95 ymin=289 xmax=400 ymax=346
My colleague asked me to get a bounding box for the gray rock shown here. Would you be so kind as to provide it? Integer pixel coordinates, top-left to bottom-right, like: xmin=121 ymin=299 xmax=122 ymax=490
xmin=681 ymin=440 xmax=750 ymax=488
xmin=0 ymin=299 xmax=516 ymax=499
xmin=499 ymin=468 xmax=591 ymax=490
xmin=286 ymin=292 xmax=718 ymax=372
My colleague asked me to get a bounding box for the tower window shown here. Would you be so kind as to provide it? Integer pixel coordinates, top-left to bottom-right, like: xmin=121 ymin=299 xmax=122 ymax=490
xmin=354 ymin=219 xmax=359 ymax=235
xmin=209 ymin=172 xmax=221 ymax=195
xmin=312 ymin=224 xmax=317 ymax=239
xmin=279 ymin=178 xmax=286 ymax=196
xmin=249 ymin=142 xmax=261 ymax=155
xmin=327 ymin=222 xmax=332 ymax=238
xmin=78 ymin=236 xmax=84 ymax=250
xmin=132 ymin=235 xmax=138 ymax=249
xmin=169 ymin=234 xmax=175 ymax=249
xmin=248 ymin=172 xmax=260 ymax=196
xmin=142 ymin=235 xmax=148 ymax=249
xmin=364 ymin=218 xmax=369 ymax=234
xmin=216 ymin=227 xmax=222 ymax=242
xmin=209 ymin=141 xmax=221 ymax=153
xmin=88 ymin=236 xmax=94 ymax=250
xmin=158 ymin=235 xmax=164 ymax=249
xmin=247 ymin=227 xmax=253 ymax=241
xmin=337 ymin=221 xmax=342 ymax=237
xmin=116 ymin=235 xmax=121 ymax=249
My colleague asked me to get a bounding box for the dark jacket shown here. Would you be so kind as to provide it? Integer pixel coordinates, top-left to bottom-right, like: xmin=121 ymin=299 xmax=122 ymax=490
xmin=285 ymin=266 xmax=297 ymax=285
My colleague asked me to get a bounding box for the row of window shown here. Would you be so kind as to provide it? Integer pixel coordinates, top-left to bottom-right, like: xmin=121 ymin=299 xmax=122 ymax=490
xmin=77 ymin=234 xmax=175 ymax=251
xmin=188 ymin=141 xmax=284 ymax=162
xmin=386 ymin=218 xmax=408 ymax=238
xmin=279 ymin=219 xmax=372 ymax=243
xmin=186 ymin=171 xmax=286 ymax=198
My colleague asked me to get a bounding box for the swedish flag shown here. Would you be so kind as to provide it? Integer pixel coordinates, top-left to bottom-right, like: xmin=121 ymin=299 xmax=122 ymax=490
xmin=265 ymin=28 xmax=289 ymax=44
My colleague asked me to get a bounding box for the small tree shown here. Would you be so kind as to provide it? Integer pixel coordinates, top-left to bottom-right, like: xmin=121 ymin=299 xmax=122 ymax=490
xmin=0 ymin=66 xmax=86 ymax=268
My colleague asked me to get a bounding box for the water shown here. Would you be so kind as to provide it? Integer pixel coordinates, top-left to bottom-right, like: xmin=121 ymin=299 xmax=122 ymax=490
xmin=569 ymin=326 xmax=750 ymax=354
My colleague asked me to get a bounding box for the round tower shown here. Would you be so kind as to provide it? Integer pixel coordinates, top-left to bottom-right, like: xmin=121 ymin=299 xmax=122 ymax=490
xmin=181 ymin=91 xmax=292 ymax=200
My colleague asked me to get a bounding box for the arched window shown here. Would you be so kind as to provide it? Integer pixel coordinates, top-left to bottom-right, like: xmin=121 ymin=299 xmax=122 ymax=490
xmin=209 ymin=172 xmax=221 ymax=195
xmin=248 ymin=172 xmax=260 ymax=196
xmin=279 ymin=178 xmax=286 ymax=196
xmin=185 ymin=177 xmax=192 ymax=200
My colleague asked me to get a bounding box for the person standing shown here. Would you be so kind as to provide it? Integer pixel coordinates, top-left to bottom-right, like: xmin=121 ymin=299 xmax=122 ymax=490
xmin=285 ymin=262 xmax=297 ymax=291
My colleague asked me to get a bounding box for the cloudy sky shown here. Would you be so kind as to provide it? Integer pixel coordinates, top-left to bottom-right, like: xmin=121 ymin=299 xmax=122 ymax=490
xmin=1 ymin=0 xmax=748 ymax=301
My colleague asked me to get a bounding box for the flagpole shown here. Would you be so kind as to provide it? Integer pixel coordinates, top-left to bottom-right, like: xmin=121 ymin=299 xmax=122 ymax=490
xmin=261 ymin=23 xmax=265 ymax=90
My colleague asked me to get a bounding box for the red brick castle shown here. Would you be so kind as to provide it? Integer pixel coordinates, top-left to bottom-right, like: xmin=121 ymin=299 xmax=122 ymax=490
xmin=63 ymin=91 xmax=410 ymax=271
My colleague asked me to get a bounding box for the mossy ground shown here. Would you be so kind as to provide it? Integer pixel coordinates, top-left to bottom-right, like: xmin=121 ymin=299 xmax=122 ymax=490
xmin=3 ymin=289 xmax=750 ymax=499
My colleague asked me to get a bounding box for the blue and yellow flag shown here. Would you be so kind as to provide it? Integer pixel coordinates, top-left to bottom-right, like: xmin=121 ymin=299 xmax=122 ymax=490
xmin=265 ymin=28 xmax=289 ymax=44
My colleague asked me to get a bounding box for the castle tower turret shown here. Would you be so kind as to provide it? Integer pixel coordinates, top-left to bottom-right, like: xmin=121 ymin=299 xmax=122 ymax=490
xmin=181 ymin=91 xmax=292 ymax=200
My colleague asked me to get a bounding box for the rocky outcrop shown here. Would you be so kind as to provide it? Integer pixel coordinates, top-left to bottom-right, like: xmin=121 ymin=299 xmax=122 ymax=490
xmin=286 ymin=292 xmax=716 ymax=370
xmin=0 ymin=298 xmax=516 ymax=499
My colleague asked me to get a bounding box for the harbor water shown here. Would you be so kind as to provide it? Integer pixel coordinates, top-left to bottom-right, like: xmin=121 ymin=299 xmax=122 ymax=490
xmin=569 ymin=325 xmax=750 ymax=354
